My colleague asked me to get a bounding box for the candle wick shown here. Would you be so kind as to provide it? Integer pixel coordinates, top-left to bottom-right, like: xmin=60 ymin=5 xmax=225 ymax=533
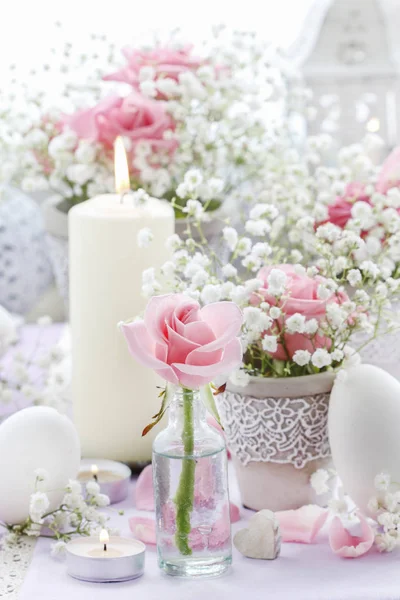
xmin=120 ymin=191 xmax=129 ymax=204
xmin=103 ymin=543 xmax=107 ymax=552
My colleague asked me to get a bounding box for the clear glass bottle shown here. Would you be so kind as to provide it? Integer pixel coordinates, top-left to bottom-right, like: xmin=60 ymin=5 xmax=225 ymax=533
xmin=153 ymin=387 xmax=232 ymax=577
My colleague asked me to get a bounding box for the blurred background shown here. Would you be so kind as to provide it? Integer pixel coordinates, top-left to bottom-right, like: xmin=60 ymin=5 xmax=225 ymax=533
xmin=1 ymin=0 xmax=399 ymax=321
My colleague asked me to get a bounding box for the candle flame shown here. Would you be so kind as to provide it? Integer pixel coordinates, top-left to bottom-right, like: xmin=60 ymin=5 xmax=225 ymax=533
xmin=91 ymin=464 xmax=99 ymax=476
xmin=99 ymin=529 xmax=109 ymax=544
xmin=114 ymin=136 xmax=130 ymax=194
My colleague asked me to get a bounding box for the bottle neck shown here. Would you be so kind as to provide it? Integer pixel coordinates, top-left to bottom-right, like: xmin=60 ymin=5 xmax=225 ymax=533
xmin=168 ymin=388 xmax=205 ymax=430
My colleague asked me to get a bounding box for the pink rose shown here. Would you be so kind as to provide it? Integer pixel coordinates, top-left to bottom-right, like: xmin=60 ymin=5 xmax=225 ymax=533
xmin=63 ymin=92 xmax=175 ymax=152
xmin=254 ymin=265 xmax=347 ymax=361
xmin=104 ymin=45 xmax=204 ymax=88
xmin=121 ymin=294 xmax=243 ymax=389
xmin=325 ymin=182 xmax=370 ymax=229
xmin=376 ymin=146 xmax=400 ymax=193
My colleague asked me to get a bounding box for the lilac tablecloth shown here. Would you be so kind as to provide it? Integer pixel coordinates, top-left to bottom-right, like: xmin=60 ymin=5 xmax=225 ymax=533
xmin=17 ymin=470 xmax=400 ymax=600
xmin=4 ymin=326 xmax=400 ymax=599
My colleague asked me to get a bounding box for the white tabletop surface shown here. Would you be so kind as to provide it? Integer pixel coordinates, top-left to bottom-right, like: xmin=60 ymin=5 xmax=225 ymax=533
xmin=18 ymin=469 xmax=400 ymax=600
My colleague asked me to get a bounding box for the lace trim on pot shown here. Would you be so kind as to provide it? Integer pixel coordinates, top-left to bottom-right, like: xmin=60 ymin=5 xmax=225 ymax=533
xmin=217 ymin=391 xmax=331 ymax=469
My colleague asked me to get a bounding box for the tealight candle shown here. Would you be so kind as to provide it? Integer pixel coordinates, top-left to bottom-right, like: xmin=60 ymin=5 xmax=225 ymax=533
xmin=66 ymin=530 xmax=145 ymax=582
xmin=78 ymin=459 xmax=131 ymax=504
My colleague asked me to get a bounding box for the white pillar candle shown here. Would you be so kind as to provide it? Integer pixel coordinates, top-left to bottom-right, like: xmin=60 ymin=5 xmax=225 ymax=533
xmin=69 ymin=140 xmax=174 ymax=463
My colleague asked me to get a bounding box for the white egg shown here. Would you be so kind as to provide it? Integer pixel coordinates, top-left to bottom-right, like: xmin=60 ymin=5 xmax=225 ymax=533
xmin=329 ymin=364 xmax=400 ymax=516
xmin=0 ymin=407 xmax=80 ymax=524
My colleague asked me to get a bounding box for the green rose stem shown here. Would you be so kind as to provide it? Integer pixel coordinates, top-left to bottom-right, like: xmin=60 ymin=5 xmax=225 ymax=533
xmin=174 ymin=387 xmax=195 ymax=556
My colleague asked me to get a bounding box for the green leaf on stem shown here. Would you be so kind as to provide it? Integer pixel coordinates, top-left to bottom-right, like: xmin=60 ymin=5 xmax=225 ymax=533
xmin=142 ymin=384 xmax=174 ymax=436
xmin=201 ymin=383 xmax=224 ymax=429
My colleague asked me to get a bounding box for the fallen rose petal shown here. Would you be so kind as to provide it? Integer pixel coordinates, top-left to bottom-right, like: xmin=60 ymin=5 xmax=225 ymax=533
xmin=209 ymin=518 xmax=231 ymax=550
xmin=189 ymin=527 xmax=208 ymax=551
xmin=129 ymin=516 xmax=156 ymax=545
xmin=276 ymin=505 xmax=328 ymax=543
xmin=194 ymin=457 xmax=216 ymax=509
xmin=329 ymin=513 xmax=374 ymax=558
xmin=135 ymin=464 xmax=154 ymax=511
xmin=230 ymin=502 xmax=240 ymax=523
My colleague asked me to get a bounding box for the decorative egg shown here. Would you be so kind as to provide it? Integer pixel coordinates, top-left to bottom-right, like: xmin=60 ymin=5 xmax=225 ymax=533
xmin=0 ymin=407 xmax=80 ymax=524
xmin=329 ymin=364 xmax=400 ymax=516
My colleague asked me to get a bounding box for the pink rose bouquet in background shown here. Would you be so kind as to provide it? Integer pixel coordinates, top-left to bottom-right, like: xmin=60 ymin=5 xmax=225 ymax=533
xmin=104 ymin=45 xmax=204 ymax=90
xmin=321 ymin=182 xmax=371 ymax=229
xmin=64 ymin=93 xmax=176 ymax=153
xmin=6 ymin=27 xmax=303 ymax=218
xmin=376 ymin=146 xmax=400 ymax=193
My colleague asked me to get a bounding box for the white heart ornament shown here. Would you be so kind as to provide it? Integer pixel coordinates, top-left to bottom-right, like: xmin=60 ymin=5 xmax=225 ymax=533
xmin=329 ymin=364 xmax=400 ymax=516
xmin=0 ymin=407 xmax=80 ymax=524
xmin=234 ymin=509 xmax=281 ymax=560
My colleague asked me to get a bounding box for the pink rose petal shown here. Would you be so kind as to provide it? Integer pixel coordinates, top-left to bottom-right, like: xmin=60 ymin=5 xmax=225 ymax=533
xmin=376 ymin=146 xmax=400 ymax=193
xmin=197 ymin=302 xmax=243 ymax=353
xmin=194 ymin=458 xmax=216 ymax=509
xmin=230 ymin=502 xmax=241 ymax=523
xmin=329 ymin=513 xmax=374 ymax=558
xmin=276 ymin=505 xmax=328 ymax=543
xmin=122 ymin=294 xmax=243 ymax=390
xmin=173 ymin=338 xmax=242 ymax=389
xmin=121 ymin=321 xmax=179 ymax=385
xmin=129 ymin=516 xmax=156 ymax=545
xmin=135 ymin=464 xmax=154 ymax=511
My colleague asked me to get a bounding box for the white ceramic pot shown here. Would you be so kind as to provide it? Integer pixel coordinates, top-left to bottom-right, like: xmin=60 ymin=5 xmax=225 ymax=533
xmin=217 ymin=372 xmax=335 ymax=511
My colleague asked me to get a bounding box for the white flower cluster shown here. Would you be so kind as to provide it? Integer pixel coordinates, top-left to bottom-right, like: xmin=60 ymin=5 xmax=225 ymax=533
xmin=252 ymin=134 xmax=400 ymax=285
xmin=369 ymin=473 xmax=400 ymax=553
xmin=143 ymin=188 xmax=392 ymax=378
xmin=0 ymin=316 xmax=70 ymax=414
xmin=3 ymin=470 xmax=114 ymax=557
xmin=310 ymin=468 xmax=350 ymax=515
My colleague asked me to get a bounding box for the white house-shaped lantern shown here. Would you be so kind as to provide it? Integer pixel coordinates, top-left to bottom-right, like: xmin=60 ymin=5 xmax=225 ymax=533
xmin=290 ymin=0 xmax=400 ymax=150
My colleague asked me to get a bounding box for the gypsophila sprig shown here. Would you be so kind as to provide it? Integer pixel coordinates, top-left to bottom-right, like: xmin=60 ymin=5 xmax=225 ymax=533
xmin=0 ymin=475 xmax=111 ymax=556
xmin=0 ymin=316 xmax=70 ymax=416
xmin=146 ymin=192 xmax=394 ymax=380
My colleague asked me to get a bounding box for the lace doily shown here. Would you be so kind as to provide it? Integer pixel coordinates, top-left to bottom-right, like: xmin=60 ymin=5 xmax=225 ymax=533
xmin=218 ymin=391 xmax=331 ymax=469
xmin=45 ymin=234 xmax=69 ymax=312
xmin=0 ymin=537 xmax=36 ymax=598
xmin=0 ymin=187 xmax=53 ymax=315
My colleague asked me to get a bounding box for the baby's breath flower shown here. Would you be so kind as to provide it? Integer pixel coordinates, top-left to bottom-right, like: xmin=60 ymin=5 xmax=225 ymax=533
xmin=311 ymin=348 xmax=332 ymax=369
xmin=293 ymin=350 xmax=311 ymax=366
xmin=137 ymin=228 xmax=153 ymax=248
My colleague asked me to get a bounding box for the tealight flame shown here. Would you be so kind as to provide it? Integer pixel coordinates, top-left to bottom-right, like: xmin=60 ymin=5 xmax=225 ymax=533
xmin=99 ymin=529 xmax=109 ymax=545
xmin=91 ymin=464 xmax=99 ymax=477
xmin=114 ymin=136 xmax=130 ymax=195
